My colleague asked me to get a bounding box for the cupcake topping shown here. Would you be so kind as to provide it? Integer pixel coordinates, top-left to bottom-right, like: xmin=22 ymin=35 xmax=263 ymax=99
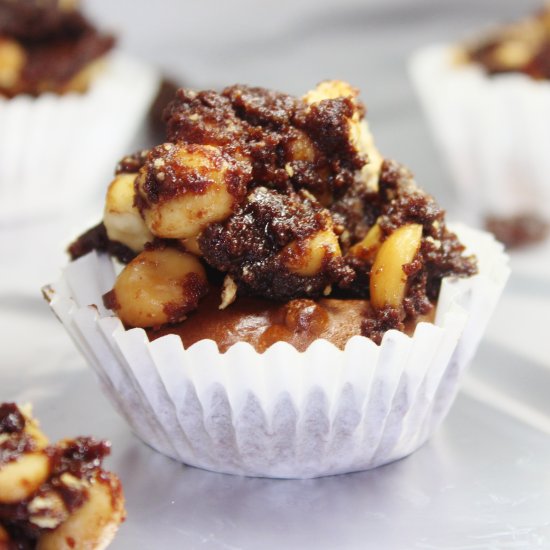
xmin=464 ymin=6 xmax=550 ymax=79
xmin=0 ymin=403 xmax=125 ymax=549
xmin=0 ymin=0 xmax=114 ymax=97
xmin=485 ymin=213 xmax=550 ymax=249
xmin=69 ymin=81 xmax=477 ymax=344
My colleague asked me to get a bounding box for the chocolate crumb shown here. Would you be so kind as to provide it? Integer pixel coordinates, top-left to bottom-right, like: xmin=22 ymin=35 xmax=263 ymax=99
xmin=68 ymin=222 xmax=136 ymax=264
xmin=485 ymin=213 xmax=549 ymax=249
xmin=0 ymin=403 xmax=26 ymax=434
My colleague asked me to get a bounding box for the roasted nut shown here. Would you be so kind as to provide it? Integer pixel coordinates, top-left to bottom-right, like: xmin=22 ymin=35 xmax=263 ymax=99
xmin=63 ymin=58 xmax=106 ymax=94
xmin=136 ymin=143 xmax=251 ymax=239
xmin=494 ymin=41 xmax=533 ymax=68
xmin=0 ymin=38 xmax=25 ymax=90
xmin=303 ymin=80 xmax=359 ymax=104
xmin=28 ymin=491 xmax=68 ymax=530
xmin=348 ymin=220 xmax=383 ymax=261
xmin=0 ymin=405 xmax=125 ymax=550
xmin=110 ymin=248 xmax=208 ymax=327
xmin=285 ymin=130 xmax=334 ymax=205
xmin=370 ymin=224 xmax=423 ymax=310
xmin=303 ymin=80 xmax=383 ymax=190
xmin=19 ymin=404 xmax=49 ymax=451
xmin=355 ymin=120 xmax=384 ymax=190
xmin=58 ymin=0 xmax=78 ymax=11
xmin=37 ymin=474 xmax=125 ymax=550
xmin=103 ymin=173 xmax=153 ymax=252
xmin=281 ymin=228 xmax=341 ymax=277
xmin=179 ymin=235 xmax=202 ymax=256
xmin=219 ymin=275 xmax=237 ymax=310
xmin=0 ymin=453 xmax=51 ymax=503
xmin=287 ymin=130 xmax=316 ymax=162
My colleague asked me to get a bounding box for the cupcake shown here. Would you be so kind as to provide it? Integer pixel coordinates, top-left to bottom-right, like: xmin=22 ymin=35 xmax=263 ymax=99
xmin=45 ymin=81 xmax=509 ymax=478
xmin=0 ymin=0 xmax=159 ymax=221
xmin=0 ymin=402 xmax=125 ymax=549
xmin=410 ymin=6 xmax=550 ymax=248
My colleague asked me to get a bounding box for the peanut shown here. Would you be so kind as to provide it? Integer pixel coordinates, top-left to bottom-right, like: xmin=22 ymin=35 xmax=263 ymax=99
xmin=370 ymin=224 xmax=423 ymax=310
xmin=103 ymin=173 xmax=153 ymax=252
xmin=0 ymin=38 xmax=25 ymax=90
xmin=37 ymin=474 xmax=125 ymax=550
xmin=281 ymin=228 xmax=341 ymax=277
xmin=348 ymin=221 xmax=383 ymax=261
xmin=111 ymin=248 xmax=208 ymax=327
xmin=137 ymin=143 xmax=249 ymax=239
xmin=0 ymin=453 xmax=51 ymax=504
xmin=303 ymin=80 xmax=383 ymax=190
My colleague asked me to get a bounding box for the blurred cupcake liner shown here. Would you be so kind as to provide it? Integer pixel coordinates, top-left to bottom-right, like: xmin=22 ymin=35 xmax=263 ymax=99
xmin=0 ymin=52 xmax=159 ymax=221
xmin=44 ymin=224 xmax=509 ymax=479
xmin=410 ymin=45 xmax=550 ymax=223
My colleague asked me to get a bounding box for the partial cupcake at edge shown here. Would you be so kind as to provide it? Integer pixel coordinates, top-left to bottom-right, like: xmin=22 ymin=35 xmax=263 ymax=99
xmin=0 ymin=403 xmax=125 ymax=549
xmin=46 ymin=80 xmax=509 ymax=478
xmin=0 ymin=0 xmax=113 ymax=96
xmin=410 ymin=4 xmax=550 ymax=249
xmin=0 ymin=0 xmax=159 ymax=220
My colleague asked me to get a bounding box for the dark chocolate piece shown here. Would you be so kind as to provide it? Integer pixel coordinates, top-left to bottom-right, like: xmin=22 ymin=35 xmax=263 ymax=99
xmin=68 ymin=222 xmax=136 ymax=264
xmin=199 ymin=187 xmax=353 ymax=300
xmin=164 ymin=84 xmax=367 ymax=200
xmin=485 ymin=213 xmax=549 ymax=249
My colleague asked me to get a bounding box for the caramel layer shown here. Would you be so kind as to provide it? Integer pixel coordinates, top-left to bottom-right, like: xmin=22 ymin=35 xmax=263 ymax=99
xmin=147 ymin=290 xmax=435 ymax=353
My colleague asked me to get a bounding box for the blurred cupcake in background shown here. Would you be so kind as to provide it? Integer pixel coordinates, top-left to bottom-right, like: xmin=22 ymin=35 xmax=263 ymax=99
xmin=0 ymin=0 xmax=159 ymax=221
xmin=410 ymin=5 xmax=550 ymax=248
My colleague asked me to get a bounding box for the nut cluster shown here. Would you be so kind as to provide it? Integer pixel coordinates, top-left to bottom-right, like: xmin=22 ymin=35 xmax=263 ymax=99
xmin=74 ymin=81 xmax=477 ymax=340
xmin=464 ymin=6 xmax=550 ymax=79
xmin=0 ymin=403 xmax=125 ymax=549
xmin=0 ymin=0 xmax=114 ymax=97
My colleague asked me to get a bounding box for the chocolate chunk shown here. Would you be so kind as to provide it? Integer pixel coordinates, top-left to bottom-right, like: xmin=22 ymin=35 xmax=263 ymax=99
xmin=485 ymin=213 xmax=549 ymax=249
xmin=68 ymin=223 xmax=136 ymax=264
xmin=0 ymin=403 xmax=25 ymax=434
xmin=199 ymin=187 xmax=353 ymax=300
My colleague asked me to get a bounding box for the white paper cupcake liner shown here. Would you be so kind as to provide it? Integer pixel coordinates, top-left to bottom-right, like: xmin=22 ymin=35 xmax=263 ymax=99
xmin=0 ymin=52 xmax=160 ymax=221
xmin=44 ymin=224 xmax=509 ymax=478
xmin=410 ymin=45 xmax=550 ymax=222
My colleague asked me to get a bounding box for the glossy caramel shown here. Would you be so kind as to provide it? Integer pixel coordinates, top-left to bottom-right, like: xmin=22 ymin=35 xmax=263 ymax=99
xmin=147 ymin=290 xmax=434 ymax=352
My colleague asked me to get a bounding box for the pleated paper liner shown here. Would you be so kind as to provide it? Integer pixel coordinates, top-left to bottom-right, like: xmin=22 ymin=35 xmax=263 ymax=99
xmin=410 ymin=45 xmax=550 ymax=222
xmin=0 ymin=52 xmax=160 ymax=221
xmin=44 ymin=224 xmax=509 ymax=478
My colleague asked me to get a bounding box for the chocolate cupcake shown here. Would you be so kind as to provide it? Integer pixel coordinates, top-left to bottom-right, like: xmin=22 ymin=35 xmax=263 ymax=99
xmin=0 ymin=0 xmax=159 ymax=221
xmin=410 ymin=6 xmax=550 ymax=246
xmin=45 ymin=81 xmax=509 ymax=478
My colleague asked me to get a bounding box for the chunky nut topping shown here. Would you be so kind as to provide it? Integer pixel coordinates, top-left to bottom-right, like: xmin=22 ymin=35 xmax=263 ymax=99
xmin=0 ymin=403 xmax=125 ymax=549
xmin=0 ymin=0 xmax=114 ymax=97
xmin=69 ymin=81 xmax=477 ymax=345
xmin=463 ymin=6 xmax=550 ymax=79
